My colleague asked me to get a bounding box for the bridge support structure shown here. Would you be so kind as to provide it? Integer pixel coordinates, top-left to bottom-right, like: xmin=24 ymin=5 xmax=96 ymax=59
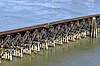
xmin=0 ymin=14 xmax=100 ymax=62
xmin=90 ymin=17 xmax=97 ymax=38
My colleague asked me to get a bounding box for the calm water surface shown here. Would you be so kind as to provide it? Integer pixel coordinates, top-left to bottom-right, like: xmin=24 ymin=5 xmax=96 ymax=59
xmin=0 ymin=35 xmax=100 ymax=66
xmin=0 ymin=0 xmax=100 ymax=31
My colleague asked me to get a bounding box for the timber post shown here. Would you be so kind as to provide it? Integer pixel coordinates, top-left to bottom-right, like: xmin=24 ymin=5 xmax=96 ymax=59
xmin=90 ymin=17 xmax=97 ymax=38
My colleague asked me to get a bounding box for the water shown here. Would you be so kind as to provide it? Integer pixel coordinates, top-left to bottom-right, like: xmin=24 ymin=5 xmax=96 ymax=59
xmin=0 ymin=0 xmax=100 ymax=32
xmin=0 ymin=35 xmax=100 ymax=66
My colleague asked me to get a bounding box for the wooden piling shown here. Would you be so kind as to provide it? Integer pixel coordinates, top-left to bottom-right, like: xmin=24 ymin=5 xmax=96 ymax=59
xmin=90 ymin=17 xmax=97 ymax=38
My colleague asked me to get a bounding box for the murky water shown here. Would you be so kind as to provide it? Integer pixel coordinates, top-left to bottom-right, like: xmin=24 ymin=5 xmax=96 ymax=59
xmin=0 ymin=35 xmax=100 ymax=66
xmin=0 ymin=0 xmax=100 ymax=31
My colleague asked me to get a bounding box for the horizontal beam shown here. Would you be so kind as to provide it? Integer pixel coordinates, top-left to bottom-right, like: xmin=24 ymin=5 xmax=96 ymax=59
xmin=0 ymin=14 xmax=100 ymax=36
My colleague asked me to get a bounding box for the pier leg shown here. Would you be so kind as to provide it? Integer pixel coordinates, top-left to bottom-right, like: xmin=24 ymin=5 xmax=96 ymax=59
xmin=72 ymin=35 xmax=75 ymax=41
xmin=78 ymin=33 xmax=81 ymax=39
xmin=31 ymin=45 xmax=34 ymax=51
xmin=60 ymin=37 xmax=63 ymax=44
xmin=64 ymin=37 xmax=66 ymax=42
xmin=34 ymin=45 xmax=38 ymax=53
xmin=9 ymin=52 xmax=12 ymax=60
xmin=20 ymin=47 xmax=23 ymax=57
xmin=53 ymin=41 xmax=56 ymax=47
xmin=66 ymin=36 xmax=69 ymax=43
xmin=45 ymin=41 xmax=48 ymax=50
xmin=91 ymin=17 xmax=97 ymax=38
xmin=83 ymin=31 xmax=86 ymax=38
xmin=37 ymin=42 xmax=40 ymax=52
xmin=63 ymin=37 xmax=65 ymax=42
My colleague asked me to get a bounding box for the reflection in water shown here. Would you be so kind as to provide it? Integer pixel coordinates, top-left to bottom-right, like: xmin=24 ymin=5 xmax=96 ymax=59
xmin=0 ymin=35 xmax=100 ymax=66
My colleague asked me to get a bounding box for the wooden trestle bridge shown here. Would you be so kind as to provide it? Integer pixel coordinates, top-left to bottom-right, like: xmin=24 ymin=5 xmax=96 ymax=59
xmin=0 ymin=14 xmax=100 ymax=61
